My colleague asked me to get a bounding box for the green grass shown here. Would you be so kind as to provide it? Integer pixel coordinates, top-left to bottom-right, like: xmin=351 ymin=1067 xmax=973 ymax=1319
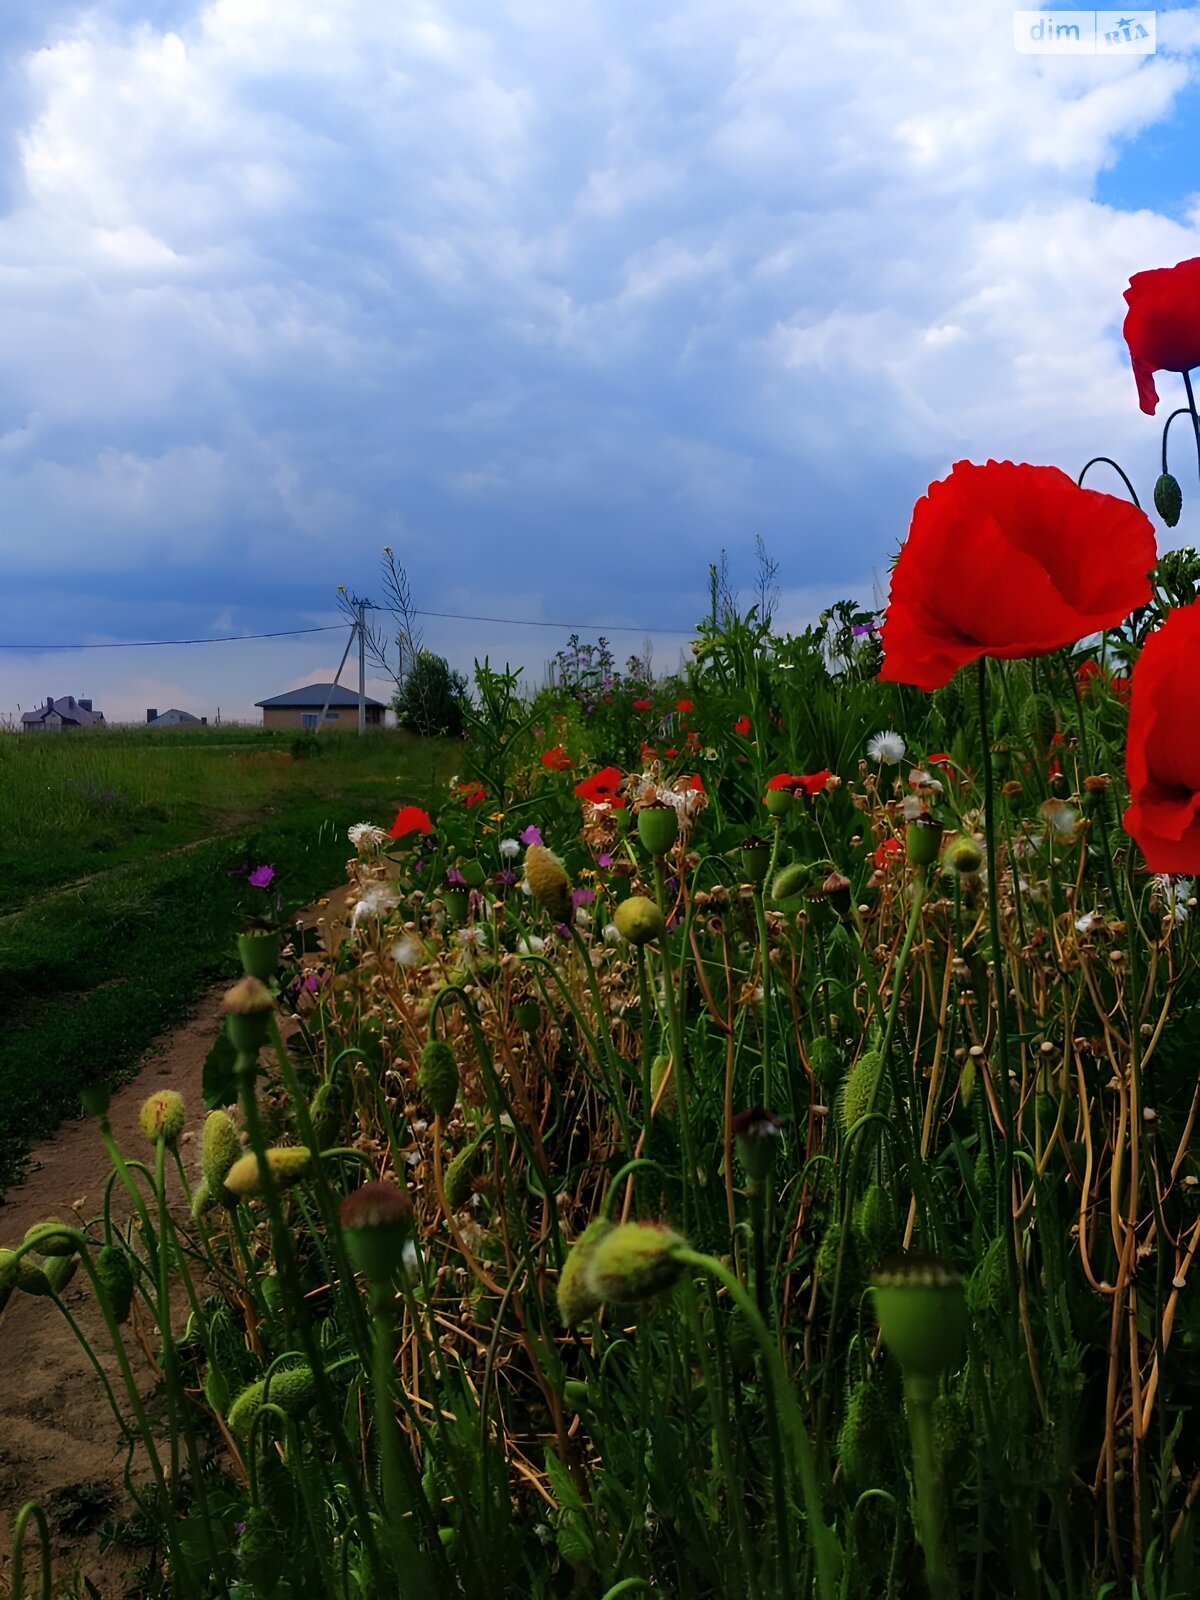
xmin=0 ymin=728 xmax=455 ymax=1194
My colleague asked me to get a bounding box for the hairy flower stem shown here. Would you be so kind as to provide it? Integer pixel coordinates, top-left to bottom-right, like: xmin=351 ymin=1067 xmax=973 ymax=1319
xmin=977 ymin=660 xmax=1022 ymax=1338
xmin=368 ymin=1283 xmax=433 ymax=1596
xmin=904 ymin=1373 xmax=956 ymax=1600
xmin=752 ymin=887 xmax=774 ymax=1108
xmin=9 ymin=1500 xmax=51 ymax=1600
xmin=635 ymin=944 xmax=654 ymax=1149
xmin=675 ymin=1248 xmax=841 ymax=1600
xmin=1183 ymin=368 xmax=1200 ymax=483
xmin=233 ymin=1048 xmax=389 ymax=1591
xmin=98 ymin=1117 xmax=159 ymax=1277
xmin=748 ymin=1181 xmax=771 ymax=1329
xmin=652 ymin=853 xmax=699 ymax=1220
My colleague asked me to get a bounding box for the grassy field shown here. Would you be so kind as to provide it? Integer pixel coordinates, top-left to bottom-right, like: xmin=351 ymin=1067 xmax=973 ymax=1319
xmin=0 ymin=725 xmax=454 ymax=1194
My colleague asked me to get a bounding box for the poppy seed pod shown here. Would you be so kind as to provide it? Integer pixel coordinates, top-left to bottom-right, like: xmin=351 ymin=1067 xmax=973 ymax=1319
xmin=227 ymin=1366 xmax=318 ymax=1438
xmin=740 ymin=838 xmax=772 ymax=886
xmin=731 ymin=1107 xmax=783 ymax=1186
xmin=222 ymin=975 xmax=275 ymax=1056
xmin=613 ymin=895 xmax=667 ymax=946
xmin=515 ymin=999 xmax=541 ymax=1031
xmin=139 ymin=1090 xmax=186 ymax=1146
xmin=637 ymin=803 xmax=679 ymax=856
xmin=339 ymin=1180 xmax=415 ymax=1283
xmin=764 ymin=787 xmax=794 ymax=817
xmin=583 ymin=1220 xmax=688 ymax=1308
xmin=524 ymin=844 xmax=573 ymax=924
xmin=871 ymin=1254 xmax=967 ymax=1379
xmin=418 ymin=1038 xmax=460 ymax=1120
xmin=557 ymin=1218 xmax=614 ymax=1327
xmin=905 ymin=814 xmax=943 ymax=867
xmin=224 ymin=1146 xmax=313 ymax=1197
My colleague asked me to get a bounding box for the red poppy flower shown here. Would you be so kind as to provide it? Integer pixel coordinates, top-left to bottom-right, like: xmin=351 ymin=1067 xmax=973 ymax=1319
xmin=1122 ymin=258 xmax=1200 ymax=416
xmin=575 ymin=766 xmax=626 ymax=808
xmin=640 ymin=742 xmax=658 ymax=761
xmin=686 ymin=773 xmax=704 ymax=792
xmin=664 ymin=747 xmax=677 ymax=759
xmin=733 ymin=714 xmax=752 ymax=736
xmin=873 ymin=836 xmax=903 ymax=870
xmin=1112 ymin=674 xmax=1131 ymax=703
xmin=766 ymin=770 xmax=830 ymax=798
xmin=1076 ymin=659 xmax=1101 ymax=691
xmin=676 ymin=699 xmax=693 ymax=714
xmin=925 ymin=753 xmax=952 ymax=766
xmin=455 ymin=781 xmax=486 ymax=808
xmin=540 ymin=744 xmax=574 ymax=772
xmin=389 ymin=805 xmax=434 ymax=839
xmin=879 ymin=461 xmax=1157 ymax=692
xmin=1123 ymin=599 xmax=1200 ymax=870
xmin=686 ymin=731 xmax=700 ymax=746
xmin=633 ymin=698 xmax=652 ymax=712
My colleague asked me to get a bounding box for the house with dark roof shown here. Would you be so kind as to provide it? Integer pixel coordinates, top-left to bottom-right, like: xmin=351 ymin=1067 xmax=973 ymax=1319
xmin=21 ymin=695 xmax=105 ymax=732
xmin=255 ymin=683 xmax=386 ymax=730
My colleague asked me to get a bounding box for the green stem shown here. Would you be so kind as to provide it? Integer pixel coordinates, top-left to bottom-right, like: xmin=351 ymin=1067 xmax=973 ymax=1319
xmin=904 ymin=1373 xmax=955 ymax=1600
xmin=653 ymin=855 xmax=699 ymax=1213
xmin=9 ymin=1501 xmax=52 ymax=1600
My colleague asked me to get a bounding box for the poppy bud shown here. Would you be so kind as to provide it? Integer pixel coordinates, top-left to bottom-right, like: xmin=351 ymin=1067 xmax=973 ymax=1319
xmin=444 ymin=1138 xmax=485 ymax=1210
xmin=650 ymin=1054 xmax=676 ymax=1117
xmin=584 ymin=1220 xmax=687 ymax=1308
xmin=837 ymin=1378 xmax=892 ymax=1491
xmin=731 ymin=1107 xmax=783 ymax=1186
xmin=0 ymin=1248 xmax=52 ymax=1297
xmin=853 ymin=1183 xmax=893 ymax=1262
xmin=25 ymin=1220 xmax=76 ymax=1257
xmin=339 ymin=1180 xmax=415 ymax=1284
xmin=43 ymin=1254 xmax=78 ymax=1295
xmin=418 ymin=1038 xmax=460 ymax=1120
xmin=202 ymin=1110 xmax=241 ymax=1197
xmin=139 ymin=1090 xmax=186 ymax=1146
xmin=224 ymin=1146 xmax=313 ymax=1197
xmin=613 ymin=895 xmax=667 ymax=945
xmin=95 ymin=1244 xmax=135 ymax=1323
xmin=771 ymin=862 xmax=808 ymax=902
xmin=222 ymin=975 xmax=275 ymax=1056
xmin=227 ymin=1366 xmax=318 ymax=1438
xmin=944 ymin=833 xmax=983 ymax=874
xmin=524 ymin=844 xmax=573 ymax=924
xmin=557 ymin=1218 xmax=614 ymax=1327
xmin=191 ymin=1179 xmax=215 ymax=1221
xmin=637 ymin=803 xmax=679 ymax=856
xmin=871 ymin=1254 xmax=967 ymax=1379
xmin=1154 ymin=472 xmax=1183 ymax=528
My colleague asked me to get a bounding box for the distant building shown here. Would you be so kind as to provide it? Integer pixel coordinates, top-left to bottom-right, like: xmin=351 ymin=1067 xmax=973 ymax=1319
xmin=146 ymin=708 xmax=206 ymax=727
xmin=255 ymin=684 xmax=386 ymax=730
xmin=21 ymin=695 xmax=105 ymax=732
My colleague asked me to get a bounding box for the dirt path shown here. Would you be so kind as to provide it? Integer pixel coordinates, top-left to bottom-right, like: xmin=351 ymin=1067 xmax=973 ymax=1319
xmin=0 ymin=885 xmax=355 ymax=1595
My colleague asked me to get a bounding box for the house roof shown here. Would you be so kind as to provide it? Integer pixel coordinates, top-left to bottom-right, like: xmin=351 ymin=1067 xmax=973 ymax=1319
xmin=255 ymin=683 xmax=386 ymax=710
xmin=20 ymin=695 xmax=104 ymax=726
xmin=148 ymin=709 xmax=201 ymax=723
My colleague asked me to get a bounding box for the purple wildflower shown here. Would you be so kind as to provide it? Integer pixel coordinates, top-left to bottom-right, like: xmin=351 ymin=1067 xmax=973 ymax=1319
xmin=446 ymin=867 xmax=467 ymax=888
xmin=248 ymin=865 xmax=276 ymax=889
xmin=597 ymin=852 xmax=612 ymax=868
xmin=493 ymin=868 xmax=518 ymax=889
xmin=520 ymin=824 xmax=543 ymax=846
xmin=571 ymin=887 xmax=596 ymax=907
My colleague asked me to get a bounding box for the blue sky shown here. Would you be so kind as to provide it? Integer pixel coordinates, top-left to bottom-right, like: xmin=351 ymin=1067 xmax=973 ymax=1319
xmin=2 ymin=1 xmax=1200 ymax=723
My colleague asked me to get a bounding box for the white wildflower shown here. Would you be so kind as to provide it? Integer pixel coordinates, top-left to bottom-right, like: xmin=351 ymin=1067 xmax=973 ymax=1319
xmin=901 ymin=794 xmax=922 ymax=821
xmin=517 ymin=934 xmax=545 ymax=956
xmin=603 ymin=922 xmax=621 ymax=945
xmin=1075 ymin=912 xmax=1103 ymax=936
xmin=400 ymin=1238 xmax=420 ymax=1286
xmin=351 ymin=886 xmax=399 ymax=927
xmin=574 ymin=907 xmax=592 ymax=928
xmin=348 ymin=822 xmax=388 ymax=852
xmin=455 ymin=926 xmax=487 ymax=951
xmin=389 ymin=935 xmax=424 ymax=967
xmin=907 ymin=769 xmax=943 ymax=793
xmin=1157 ymin=875 xmax=1193 ymax=925
xmin=499 ymin=837 xmax=521 ymax=859
xmin=867 ymin=730 xmax=906 ymax=765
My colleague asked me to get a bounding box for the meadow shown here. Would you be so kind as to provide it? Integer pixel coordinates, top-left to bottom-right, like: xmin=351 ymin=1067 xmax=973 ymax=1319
xmin=0 ymin=725 xmax=453 ymax=1192
xmin=5 ymin=257 xmax=1200 ymax=1600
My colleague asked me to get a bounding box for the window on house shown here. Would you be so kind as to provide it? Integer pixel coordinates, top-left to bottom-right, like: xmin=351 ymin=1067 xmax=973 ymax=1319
xmin=324 ymin=710 xmax=339 ymax=720
xmin=301 ymin=713 xmax=318 ymax=729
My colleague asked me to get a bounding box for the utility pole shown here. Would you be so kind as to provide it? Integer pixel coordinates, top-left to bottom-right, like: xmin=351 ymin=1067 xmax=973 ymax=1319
xmin=357 ymin=599 xmax=366 ymax=736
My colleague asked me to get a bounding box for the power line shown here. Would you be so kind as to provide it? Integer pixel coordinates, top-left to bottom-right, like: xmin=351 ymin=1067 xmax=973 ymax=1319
xmin=0 ymin=624 xmax=345 ymax=651
xmin=0 ymin=608 xmax=696 ymax=651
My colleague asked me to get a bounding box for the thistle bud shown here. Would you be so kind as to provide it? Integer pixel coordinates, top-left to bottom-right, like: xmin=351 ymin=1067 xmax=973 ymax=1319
xmin=524 ymin=844 xmax=573 ymax=924
xmin=557 ymin=1218 xmax=614 ymax=1327
xmin=731 ymin=1107 xmax=783 ymax=1186
xmin=418 ymin=1038 xmax=460 ymax=1120
xmin=339 ymin=1180 xmax=415 ymax=1284
xmin=222 ymin=976 xmax=275 ymax=1056
xmin=637 ymin=803 xmax=679 ymax=856
xmin=224 ymin=1146 xmax=313 ymax=1197
xmin=613 ymin=895 xmax=666 ymax=945
xmin=583 ymin=1220 xmax=687 ymax=1308
xmin=871 ymin=1254 xmax=967 ymax=1379
xmin=1155 ymin=471 xmax=1183 ymax=528
xmin=139 ymin=1090 xmax=186 ymax=1146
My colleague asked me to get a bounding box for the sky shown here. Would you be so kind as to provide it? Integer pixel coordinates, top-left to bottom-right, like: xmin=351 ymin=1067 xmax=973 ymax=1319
xmin=2 ymin=1 xmax=1200 ymax=725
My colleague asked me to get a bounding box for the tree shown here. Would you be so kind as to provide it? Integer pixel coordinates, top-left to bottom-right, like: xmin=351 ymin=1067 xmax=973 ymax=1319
xmin=393 ymin=649 xmax=468 ymax=738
